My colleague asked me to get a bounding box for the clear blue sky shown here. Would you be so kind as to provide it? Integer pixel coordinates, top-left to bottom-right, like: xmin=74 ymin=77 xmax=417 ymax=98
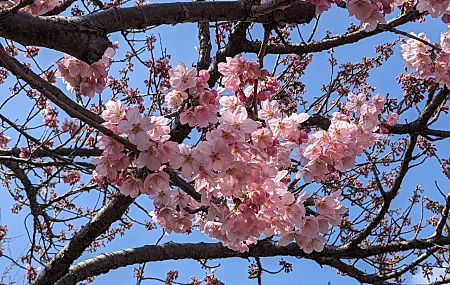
xmin=0 ymin=2 xmax=448 ymax=285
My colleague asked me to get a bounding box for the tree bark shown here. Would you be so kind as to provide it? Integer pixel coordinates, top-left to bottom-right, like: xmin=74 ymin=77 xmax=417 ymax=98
xmin=0 ymin=1 xmax=315 ymax=63
xmin=55 ymin=236 xmax=450 ymax=285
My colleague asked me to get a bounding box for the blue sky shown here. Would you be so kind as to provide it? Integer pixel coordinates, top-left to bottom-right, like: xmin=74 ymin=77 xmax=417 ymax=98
xmin=0 ymin=1 xmax=449 ymax=285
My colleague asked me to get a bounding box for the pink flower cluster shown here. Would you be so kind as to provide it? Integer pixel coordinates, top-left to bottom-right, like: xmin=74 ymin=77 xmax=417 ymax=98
xmin=416 ymin=0 xmax=450 ymax=22
xmin=295 ymin=93 xmax=390 ymax=183
xmin=60 ymin=118 xmax=79 ymax=135
xmin=93 ymin=99 xmax=198 ymax=234
xmin=92 ymin=56 xmax=394 ymax=253
xmin=400 ymin=29 xmax=450 ymax=86
xmin=346 ymin=0 xmax=390 ymax=31
xmin=0 ymin=0 xmax=60 ymax=15
xmin=304 ymin=0 xmax=395 ymax=31
xmin=0 ymin=130 xmax=10 ymax=149
xmin=25 ymin=264 xmax=40 ymax=281
xmin=62 ymin=169 xmax=81 ymax=185
xmin=307 ymin=0 xmax=450 ymax=32
xmin=39 ymin=102 xmax=59 ymax=129
xmin=166 ymin=63 xmax=219 ymax=128
xmin=54 ymin=44 xmax=118 ymax=98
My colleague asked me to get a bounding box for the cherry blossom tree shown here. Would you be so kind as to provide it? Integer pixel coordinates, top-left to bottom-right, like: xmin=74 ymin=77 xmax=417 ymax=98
xmin=0 ymin=0 xmax=449 ymax=284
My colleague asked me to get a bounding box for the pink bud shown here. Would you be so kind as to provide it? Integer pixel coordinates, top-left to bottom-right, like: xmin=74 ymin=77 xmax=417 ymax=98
xmin=442 ymin=14 xmax=450 ymax=23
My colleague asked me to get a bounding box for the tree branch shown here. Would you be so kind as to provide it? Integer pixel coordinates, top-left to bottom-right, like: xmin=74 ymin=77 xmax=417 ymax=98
xmin=31 ymin=193 xmax=135 ymax=285
xmin=348 ymin=134 xmax=418 ymax=247
xmin=56 ymin=236 xmax=450 ymax=285
xmin=0 ymin=147 xmax=102 ymax=158
xmin=239 ymin=8 xmax=421 ymax=55
xmin=0 ymin=0 xmax=314 ymax=63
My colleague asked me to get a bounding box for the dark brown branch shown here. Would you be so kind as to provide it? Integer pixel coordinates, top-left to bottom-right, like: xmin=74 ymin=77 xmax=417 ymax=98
xmin=348 ymin=134 xmax=418 ymax=247
xmin=1 ymin=160 xmax=40 ymax=215
xmin=0 ymin=1 xmax=314 ymax=63
xmin=56 ymin=236 xmax=450 ymax=285
xmin=86 ymin=1 xmax=315 ymax=34
xmin=163 ymin=167 xmax=201 ymax=202
xmin=239 ymin=8 xmax=421 ymax=55
xmin=310 ymin=257 xmax=384 ymax=284
xmin=31 ymin=193 xmax=135 ymax=285
xmin=196 ymin=21 xmax=212 ymax=71
xmin=378 ymin=247 xmax=439 ymax=281
xmin=434 ymin=191 xmax=450 ymax=236
xmin=0 ymin=147 xmax=103 ymax=158
xmin=0 ymin=13 xmax=110 ymax=64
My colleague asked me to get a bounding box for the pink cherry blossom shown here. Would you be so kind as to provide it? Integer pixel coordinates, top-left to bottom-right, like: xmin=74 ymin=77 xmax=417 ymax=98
xmin=278 ymin=230 xmax=304 ymax=246
xmin=417 ymin=0 xmax=449 ymax=18
xmin=219 ymin=96 xmax=244 ymax=114
xmin=148 ymin=116 xmax=170 ymax=140
xmin=165 ymin=90 xmax=188 ymax=109
xmin=169 ymin=144 xmax=200 ymax=178
xmin=179 ymin=109 xmax=198 ymax=127
xmin=135 ymin=143 xmax=162 ymax=171
xmin=196 ymin=138 xmax=234 ymax=171
xmin=143 ymin=171 xmax=170 ymax=196
xmin=120 ymin=176 xmax=144 ymax=198
xmin=0 ymin=131 xmax=11 ymax=149
xmin=93 ymin=56 xmax=384 ymax=254
xmin=268 ymin=117 xmax=296 ymax=140
xmin=346 ymin=92 xmax=367 ymax=114
xmin=102 ymin=100 xmax=125 ymax=123
xmin=385 ymin=113 xmax=399 ymax=126
xmin=361 ymin=11 xmax=387 ymax=32
xmin=251 ymin=128 xmax=274 ymax=149
xmin=299 ymin=235 xmax=327 ymax=254
xmin=220 ymin=106 xmax=259 ymax=135
xmin=118 ymin=108 xmax=154 ymax=150
xmin=54 ymin=46 xmax=117 ymax=97
xmin=169 ymin=63 xmax=197 ymax=91
xmin=347 ymin=0 xmax=373 ymax=20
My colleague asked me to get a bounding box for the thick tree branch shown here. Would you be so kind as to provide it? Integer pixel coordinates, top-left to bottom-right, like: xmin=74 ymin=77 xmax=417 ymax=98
xmin=0 ymin=13 xmax=110 ymax=64
xmin=0 ymin=1 xmax=314 ymax=63
xmin=196 ymin=21 xmax=212 ymax=71
xmin=87 ymin=1 xmax=315 ymax=33
xmin=56 ymin=236 xmax=450 ymax=285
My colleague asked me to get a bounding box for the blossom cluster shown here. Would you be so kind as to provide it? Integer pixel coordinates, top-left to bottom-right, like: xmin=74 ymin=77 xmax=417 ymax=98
xmin=305 ymin=0 xmax=390 ymax=31
xmin=416 ymin=0 xmax=450 ymax=21
xmin=0 ymin=225 xmax=6 ymax=257
xmin=308 ymin=0 xmax=450 ymax=32
xmin=168 ymin=64 xmax=219 ymax=128
xmin=54 ymin=44 xmax=118 ymax=98
xmin=0 ymin=130 xmax=10 ymax=150
xmin=0 ymin=0 xmax=60 ymax=15
xmin=295 ymin=92 xmax=392 ymax=183
xmin=400 ymin=28 xmax=450 ymax=86
xmin=91 ymin=55 xmax=395 ymax=254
